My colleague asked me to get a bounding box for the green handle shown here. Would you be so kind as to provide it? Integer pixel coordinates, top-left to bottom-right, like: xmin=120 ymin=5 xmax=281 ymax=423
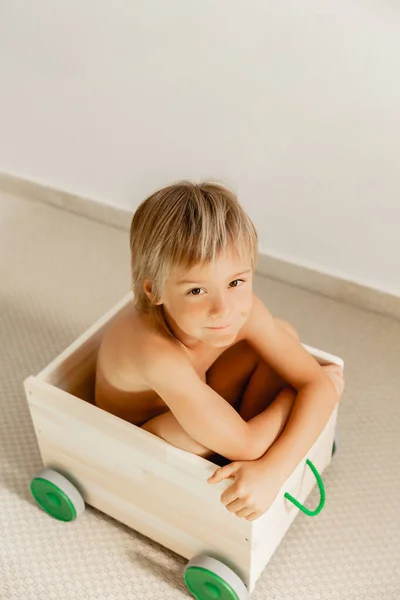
xmin=284 ymin=459 xmax=325 ymax=516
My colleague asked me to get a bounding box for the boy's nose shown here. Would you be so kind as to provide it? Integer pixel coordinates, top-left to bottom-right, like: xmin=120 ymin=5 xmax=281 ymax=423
xmin=209 ymin=296 xmax=230 ymax=319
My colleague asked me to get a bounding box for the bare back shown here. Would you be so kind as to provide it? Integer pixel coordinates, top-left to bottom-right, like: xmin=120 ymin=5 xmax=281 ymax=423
xmin=94 ymin=306 xmax=230 ymax=425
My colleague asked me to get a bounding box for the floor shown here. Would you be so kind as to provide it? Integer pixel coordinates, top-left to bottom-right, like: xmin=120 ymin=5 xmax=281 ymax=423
xmin=1 ymin=191 xmax=399 ymax=599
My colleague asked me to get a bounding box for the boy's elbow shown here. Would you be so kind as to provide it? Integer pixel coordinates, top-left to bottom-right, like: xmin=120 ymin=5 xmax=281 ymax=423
xmin=319 ymin=372 xmax=342 ymax=407
xmin=243 ymin=444 xmax=264 ymax=461
xmin=229 ymin=433 xmax=264 ymax=462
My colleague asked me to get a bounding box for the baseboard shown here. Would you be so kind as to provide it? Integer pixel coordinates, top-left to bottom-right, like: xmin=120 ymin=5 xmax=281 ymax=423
xmin=2 ymin=172 xmax=399 ymax=321
xmin=256 ymin=252 xmax=400 ymax=321
xmin=0 ymin=172 xmax=132 ymax=231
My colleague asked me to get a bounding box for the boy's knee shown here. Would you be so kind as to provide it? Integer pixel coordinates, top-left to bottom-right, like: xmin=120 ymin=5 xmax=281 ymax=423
xmin=275 ymin=318 xmax=300 ymax=341
xmin=141 ymin=412 xmax=213 ymax=458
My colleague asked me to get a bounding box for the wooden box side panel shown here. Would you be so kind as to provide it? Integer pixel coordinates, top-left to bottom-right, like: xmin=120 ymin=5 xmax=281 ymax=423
xmin=248 ymin=406 xmax=338 ymax=591
xmin=36 ymin=292 xmax=133 ymax=399
xmin=24 ymin=377 xmax=252 ymax=586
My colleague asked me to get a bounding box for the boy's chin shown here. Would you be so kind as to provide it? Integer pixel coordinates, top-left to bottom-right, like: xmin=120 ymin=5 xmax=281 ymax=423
xmin=209 ymin=339 xmax=235 ymax=348
xmin=203 ymin=330 xmax=238 ymax=347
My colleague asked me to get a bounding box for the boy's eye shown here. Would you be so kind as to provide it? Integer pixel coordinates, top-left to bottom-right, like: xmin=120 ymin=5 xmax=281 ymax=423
xmin=187 ymin=279 xmax=245 ymax=296
xmin=229 ymin=279 xmax=245 ymax=288
xmin=188 ymin=288 xmax=204 ymax=296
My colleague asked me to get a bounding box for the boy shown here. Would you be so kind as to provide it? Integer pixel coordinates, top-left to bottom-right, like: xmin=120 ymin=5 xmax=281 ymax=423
xmin=95 ymin=181 xmax=344 ymax=521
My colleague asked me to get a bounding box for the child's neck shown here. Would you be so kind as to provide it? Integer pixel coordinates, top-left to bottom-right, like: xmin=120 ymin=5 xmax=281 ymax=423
xmin=162 ymin=306 xmax=204 ymax=352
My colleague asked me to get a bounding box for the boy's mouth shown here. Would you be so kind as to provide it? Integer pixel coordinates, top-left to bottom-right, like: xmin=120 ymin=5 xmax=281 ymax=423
xmin=206 ymin=324 xmax=232 ymax=330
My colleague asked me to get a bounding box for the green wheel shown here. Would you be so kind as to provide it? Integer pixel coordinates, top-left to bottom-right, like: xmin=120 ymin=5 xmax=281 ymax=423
xmin=30 ymin=468 xmax=85 ymax=522
xmin=184 ymin=555 xmax=248 ymax=600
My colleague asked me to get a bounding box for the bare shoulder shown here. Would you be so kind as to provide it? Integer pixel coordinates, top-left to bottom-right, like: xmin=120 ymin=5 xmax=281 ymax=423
xmin=121 ymin=309 xmax=191 ymax=380
xmin=97 ymin=307 xmax=185 ymax=387
xmin=240 ymin=293 xmax=326 ymax=390
xmin=238 ymin=293 xmax=275 ymax=342
xmin=139 ymin=327 xmax=193 ymax=386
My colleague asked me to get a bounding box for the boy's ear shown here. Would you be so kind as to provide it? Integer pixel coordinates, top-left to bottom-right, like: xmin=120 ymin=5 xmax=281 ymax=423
xmin=143 ymin=280 xmax=163 ymax=305
xmin=143 ymin=280 xmax=153 ymax=300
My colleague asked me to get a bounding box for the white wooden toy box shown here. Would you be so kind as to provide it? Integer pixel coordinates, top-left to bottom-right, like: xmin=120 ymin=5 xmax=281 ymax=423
xmin=24 ymin=292 xmax=342 ymax=599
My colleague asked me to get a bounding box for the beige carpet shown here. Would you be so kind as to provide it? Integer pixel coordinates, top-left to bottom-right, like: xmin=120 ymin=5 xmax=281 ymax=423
xmin=1 ymin=191 xmax=399 ymax=599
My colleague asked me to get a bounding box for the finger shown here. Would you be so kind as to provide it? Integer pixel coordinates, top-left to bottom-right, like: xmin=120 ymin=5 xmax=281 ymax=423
xmin=207 ymin=462 xmax=238 ymax=484
xmin=235 ymin=507 xmax=254 ymax=519
xmin=245 ymin=512 xmax=259 ymax=522
xmin=220 ymin=485 xmax=241 ymax=507
xmin=246 ymin=513 xmax=257 ymax=521
xmin=225 ymin=498 xmax=247 ymax=514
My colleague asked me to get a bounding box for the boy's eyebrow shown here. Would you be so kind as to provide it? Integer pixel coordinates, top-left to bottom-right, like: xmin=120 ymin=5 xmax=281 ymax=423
xmin=177 ymin=269 xmax=252 ymax=286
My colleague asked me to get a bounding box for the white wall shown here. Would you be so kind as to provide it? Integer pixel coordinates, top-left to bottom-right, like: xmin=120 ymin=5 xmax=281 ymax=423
xmin=1 ymin=1 xmax=400 ymax=294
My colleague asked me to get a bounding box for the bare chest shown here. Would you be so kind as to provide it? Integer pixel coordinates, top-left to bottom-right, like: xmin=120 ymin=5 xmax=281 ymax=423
xmin=94 ymin=305 xmax=247 ymax=425
xmin=184 ymin=346 xmax=225 ymax=382
xmin=95 ymin=349 xmax=223 ymax=426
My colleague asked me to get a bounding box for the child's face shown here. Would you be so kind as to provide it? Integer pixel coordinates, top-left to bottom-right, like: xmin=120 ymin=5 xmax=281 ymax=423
xmin=160 ymin=248 xmax=254 ymax=348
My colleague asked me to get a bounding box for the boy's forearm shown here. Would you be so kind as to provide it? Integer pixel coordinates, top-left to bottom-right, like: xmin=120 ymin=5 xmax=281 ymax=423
xmin=246 ymin=387 xmax=296 ymax=459
xmin=260 ymin=378 xmax=338 ymax=484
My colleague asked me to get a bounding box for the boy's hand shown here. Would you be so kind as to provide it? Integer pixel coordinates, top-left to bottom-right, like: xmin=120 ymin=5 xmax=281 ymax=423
xmin=207 ymin=457 xmax=283 ymax=521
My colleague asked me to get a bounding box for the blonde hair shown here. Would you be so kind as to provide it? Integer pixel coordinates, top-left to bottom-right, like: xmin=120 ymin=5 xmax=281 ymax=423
xmin=129 ymin=181 xmax=258 ymax=330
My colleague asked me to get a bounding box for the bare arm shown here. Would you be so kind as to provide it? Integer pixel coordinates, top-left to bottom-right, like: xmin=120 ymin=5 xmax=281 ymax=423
xmin=243 ymin=295 xmax=340 ymax=481
xmin=141 ymin=342 xmax=291 ymax=461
